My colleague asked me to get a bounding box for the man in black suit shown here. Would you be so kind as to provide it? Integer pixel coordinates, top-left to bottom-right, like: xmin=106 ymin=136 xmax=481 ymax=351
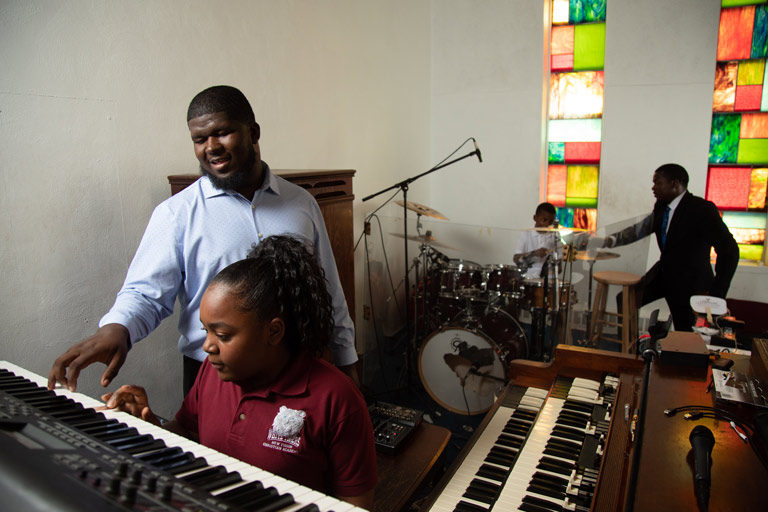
xmin=606 ymin=163 xmax=739 ymax=331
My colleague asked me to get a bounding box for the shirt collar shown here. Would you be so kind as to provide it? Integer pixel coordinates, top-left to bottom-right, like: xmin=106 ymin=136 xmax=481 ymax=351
xmin=240 ymin=351 xmax=313 ymax=399
xmin=200 ymin=161 xmax=280 ymax=200
xmin=667 ymin=190 xmax=686 ymax=213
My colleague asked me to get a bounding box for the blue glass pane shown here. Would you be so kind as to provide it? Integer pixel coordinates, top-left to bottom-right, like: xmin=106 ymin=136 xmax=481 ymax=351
xmin=753 ymin=5 xmax=768 ymax=59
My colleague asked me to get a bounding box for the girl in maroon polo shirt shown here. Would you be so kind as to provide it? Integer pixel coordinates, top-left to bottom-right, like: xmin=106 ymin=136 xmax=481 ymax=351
xmin=103 ymin=235 xmax=377 ymax=509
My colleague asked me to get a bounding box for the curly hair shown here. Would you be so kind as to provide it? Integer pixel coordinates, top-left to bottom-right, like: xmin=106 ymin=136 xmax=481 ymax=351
xmin=210 ymin=235 xmax=334 ymax=358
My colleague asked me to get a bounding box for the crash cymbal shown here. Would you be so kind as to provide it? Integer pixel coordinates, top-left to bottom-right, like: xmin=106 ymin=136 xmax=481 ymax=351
xmin=390 ymin=232 xmax=456 ymax=250
xmin=395 ymin=200 xmax=449 ymax=220
xmin=573 ymin=250 xmax=620 ymax=261
xmin=526 ymin=226 xmax=591 ymax=232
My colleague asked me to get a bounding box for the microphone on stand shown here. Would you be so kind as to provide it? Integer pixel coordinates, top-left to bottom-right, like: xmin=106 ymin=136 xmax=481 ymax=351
xmin=472 ymin=138 xmax=483 ymax=163
xmin=689 ymin=425 xmax=715 ymax=511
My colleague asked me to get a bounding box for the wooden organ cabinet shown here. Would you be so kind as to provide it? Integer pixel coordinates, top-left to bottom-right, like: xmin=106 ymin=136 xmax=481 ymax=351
xmin=168 ymin=170 xmax=356 ymax=341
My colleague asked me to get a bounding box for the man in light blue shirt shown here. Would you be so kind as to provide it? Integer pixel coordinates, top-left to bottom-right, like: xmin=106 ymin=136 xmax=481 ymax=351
xmin=49 ymin=85 xmax=357 ymax=394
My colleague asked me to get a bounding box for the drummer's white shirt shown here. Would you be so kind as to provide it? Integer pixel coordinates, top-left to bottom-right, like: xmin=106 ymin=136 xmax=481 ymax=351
xmin=515 ymin=229 xmax=562 ymax=279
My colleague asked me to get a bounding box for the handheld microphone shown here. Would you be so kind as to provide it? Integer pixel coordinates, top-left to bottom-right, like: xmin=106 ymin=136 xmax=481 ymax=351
xmin=689 ymin=425 xmax=715 ymax=510
xmin=472 ymin=138 xmax=482 ymax=163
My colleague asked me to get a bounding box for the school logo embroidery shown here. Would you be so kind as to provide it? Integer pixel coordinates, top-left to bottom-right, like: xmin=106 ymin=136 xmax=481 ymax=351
xmin=263 ymin=406 xmax=306 ymax=454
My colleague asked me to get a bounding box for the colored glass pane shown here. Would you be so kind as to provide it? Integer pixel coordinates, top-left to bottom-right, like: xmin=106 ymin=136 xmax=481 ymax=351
xmin=717 ymin=6 xmax=755 ymax=61
xmin=723 ymin=211 xmax=767 ymax=229
xmin=722 ymin=0 xmax=767 ymax=7
xmin=556 ymin=207 xmax=574 ymax=227
xmin=583 ymin=0 xmax=607 ymax=23
xmin=552 ymin=25 xmax=574 ymax=55
xmin=749 ymin=168 xmax=768 ymax=208
xmin=764 ymin=64 xmax=768 ymax=111
xmin=706 ymin=166 xmax=752 ymax=209
xmin=566 ymin=165 xmax=599 ymax=198
xmin=552 ymin=54 xmax=575 ymax=71
xmin=709 ymin=114 xmax=742 ymax=163
xmin=738 ymin=138 xmax=768 ymax=163
xmin=735 ymin=84 xmax=764 ymax=111
xmin=566 ymin=197 xmax=598 ymax=208
xmin=553 ymin=0 xmax=570 ymax=24
xmin=547 ymin=165 xmax=568 ymax=206
xmin=549 ymin=142 xmax=566 ymax=163
xmin=714 ymin=62 xmax=738 ymax=112
xmin=564 ymin=142 xmax=601 ymax=163
xmin=741 ymin=112 xmax=768 ymax=137
xmin=738 ymin=60 xmax=766 ymax=85
xmin=574 ymin=23 xmax=605 ymax=70
xmin=738 ymin=243 xmax=763 ymax=261
xmin=549 ymin=119 xmax=602 ymax=142
xmin=549 ymin=71 xmax=604 ymax=119
xmin=753 ymin=5 xmax=768 ymax=59
xmin=573 ymin=208 xmax=597 ymax=231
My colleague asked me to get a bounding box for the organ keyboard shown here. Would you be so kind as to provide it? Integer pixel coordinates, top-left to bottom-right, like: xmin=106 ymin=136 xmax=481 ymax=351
xmin=0 ymin=361 xmax=366 ymax=512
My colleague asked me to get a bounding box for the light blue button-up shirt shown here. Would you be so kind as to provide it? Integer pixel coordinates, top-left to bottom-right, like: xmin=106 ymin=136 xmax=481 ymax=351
xmin=100 ymin=164 xmax=356 ymax=366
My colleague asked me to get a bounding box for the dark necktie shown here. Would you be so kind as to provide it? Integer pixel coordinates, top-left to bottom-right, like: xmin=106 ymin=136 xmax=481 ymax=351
xmin=661 ymin=206 xmax=671 ymax=248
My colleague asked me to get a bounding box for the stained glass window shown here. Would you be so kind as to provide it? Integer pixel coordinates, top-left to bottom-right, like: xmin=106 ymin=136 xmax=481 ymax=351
xmin=708 ymin=2 xmax=768 ymax=262
xmin=546 ymin=1 xmax=605 ymax=232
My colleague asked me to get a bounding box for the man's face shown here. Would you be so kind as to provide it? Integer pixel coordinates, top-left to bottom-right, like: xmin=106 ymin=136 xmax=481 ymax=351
xmin=188 ymin=112 xmax=261 ymax=192
xmin=652 ymin=172 xmax=681 ymax=204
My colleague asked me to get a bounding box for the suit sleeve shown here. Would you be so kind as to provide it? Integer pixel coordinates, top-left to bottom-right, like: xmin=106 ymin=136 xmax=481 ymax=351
xmin=706 ymin=201 xmax=739 ymax=298
xmin=610 ymin=213 xmax=654 ymax=248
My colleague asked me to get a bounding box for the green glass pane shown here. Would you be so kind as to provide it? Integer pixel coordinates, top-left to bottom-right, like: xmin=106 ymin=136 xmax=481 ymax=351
xmin=764 ymin=64 xmax=768 ymax=111
xmin=549 ymin=119 xmax=602 ymax=142
xmin=570 ymin=0 xmax=585 ymax=24
xmin=556 ymin=207 xmax=574 ymax=228
xmin=566 ymin=165 xmax=599 ymax=198
xmin=574 ymin=23 xmax=605 ymax=70
xmin=723 ymin=211 xmax=767 ymax=229
xmin=549 ymin=142 xmax=566 ymax=163
xmin=583 ymin=0 xmax=607 ymax=23
xmin=709 ymin=114 xmax=741 ymax=163
xmin=565 ymin=197 xmax=599 ymax=208
xmin=737 ymin=138 xmax=768 ymax=164
xmin=754 ymin=6 xmax=768 ymax=59
xmin=738 ymin=244 xmax=763 ymax=261
xmin=722 ymin=0 xmax=767 ymax=6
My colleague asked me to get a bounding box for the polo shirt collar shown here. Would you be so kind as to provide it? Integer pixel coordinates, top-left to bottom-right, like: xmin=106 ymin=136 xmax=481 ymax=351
xmin=240 ymin=351 xmax=313 ymax=399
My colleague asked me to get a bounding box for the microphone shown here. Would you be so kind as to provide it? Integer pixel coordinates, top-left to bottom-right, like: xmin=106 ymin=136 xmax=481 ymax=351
xmin=689 ymin=425 xmax=715 ymax=510
xmin=472 ymin=138 xmax=483 ymax=163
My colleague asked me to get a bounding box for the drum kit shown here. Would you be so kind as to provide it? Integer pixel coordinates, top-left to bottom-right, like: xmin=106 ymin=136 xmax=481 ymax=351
xmin=394 ymin=201 xmax=594 ymax=415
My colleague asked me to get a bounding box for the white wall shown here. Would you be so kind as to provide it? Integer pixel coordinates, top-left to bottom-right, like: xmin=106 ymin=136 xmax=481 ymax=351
xmin=0 ymin=0 xmax=432 ymax=418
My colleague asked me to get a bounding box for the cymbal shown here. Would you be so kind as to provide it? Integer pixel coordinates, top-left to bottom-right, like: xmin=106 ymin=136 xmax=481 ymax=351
xmin=526 ymin=226 xmax=591 ymax=232
xmin=573 ymin=250 xmax=620 ymax=261
xmin=390 ymin=232 xmax=456 ymax=250
xmin=395 ymin=200 xmax=449 ymax=220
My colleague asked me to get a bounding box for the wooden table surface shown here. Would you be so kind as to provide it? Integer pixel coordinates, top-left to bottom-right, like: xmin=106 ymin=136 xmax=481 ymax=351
xmin=375 ymin=422 xmax=452 ymax=512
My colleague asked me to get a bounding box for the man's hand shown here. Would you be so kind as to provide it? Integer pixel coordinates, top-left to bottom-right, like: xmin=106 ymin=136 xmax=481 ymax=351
xmin=47 ymin=323 xmax=130 ymax=392
xmin=101 ymin=384 xmax=160 ymax=426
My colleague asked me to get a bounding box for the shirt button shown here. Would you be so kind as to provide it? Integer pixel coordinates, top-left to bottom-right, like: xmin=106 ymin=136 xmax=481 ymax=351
xmin=258 ymin=233 xmax=263 ymax=239
xmin=239 ymin=413 xmax=246 ymax=421
xmin=251 ymin=204 xmax=255 ymax=210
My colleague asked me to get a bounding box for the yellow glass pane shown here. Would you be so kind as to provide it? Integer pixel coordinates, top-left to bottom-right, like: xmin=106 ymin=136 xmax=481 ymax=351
xmin=737 ymin=60 xmax=766 ymax=86
xmin=566 ymin=165 xmax=599 ymax=198
xmin=749 ymin=168 xmax=768 ymax=209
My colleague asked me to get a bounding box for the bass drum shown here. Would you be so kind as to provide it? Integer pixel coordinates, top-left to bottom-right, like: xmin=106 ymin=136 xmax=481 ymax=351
xmin=418 ymin=307 xmax=528 ymax=415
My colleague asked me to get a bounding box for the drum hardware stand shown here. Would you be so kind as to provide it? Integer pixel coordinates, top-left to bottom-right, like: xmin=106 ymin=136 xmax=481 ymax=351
xmin=361 ymin=142 xmax=481 ymax=388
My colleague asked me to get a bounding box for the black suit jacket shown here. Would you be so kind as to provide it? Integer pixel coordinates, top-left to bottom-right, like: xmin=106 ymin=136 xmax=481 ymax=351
xmin=651 ymin=192 xmax=739 ymax=300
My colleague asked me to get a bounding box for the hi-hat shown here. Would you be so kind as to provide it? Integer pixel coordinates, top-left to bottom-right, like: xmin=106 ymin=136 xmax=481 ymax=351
xmin=390 ymin=232 xmax=456 ymax=250
xmin=395 ymin=200 xmax=449 ymax=220
xmin=573 ymin=250 xmax=620 ymax=261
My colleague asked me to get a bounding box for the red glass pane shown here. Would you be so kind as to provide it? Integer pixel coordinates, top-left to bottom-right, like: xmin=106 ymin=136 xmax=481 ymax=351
xmin=706 ymin=167 xmax=752 ymax=209
xmin=717 ymin=6 xmax=755 ymax=61
xmin=573 ymin=208 xmax=597 ymax=232
xmin=551 ymin=25 xmax=574 ymax=55
xmin=552 ymin=54 xmax=574 ymax=71
xmin=741 ymin=112 xmax=768 ymax=138
xmin=734 ymin=84 xmax=763 ymax=111
xmin=564 ymin=142 xmax=601 ymax=163
xmin=547 ymin=165 xmax=567 ymax=206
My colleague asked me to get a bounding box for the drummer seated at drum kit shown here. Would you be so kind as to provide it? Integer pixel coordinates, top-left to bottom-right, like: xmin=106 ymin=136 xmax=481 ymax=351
xmin=513 ymin=202 xmax=562 ymax=281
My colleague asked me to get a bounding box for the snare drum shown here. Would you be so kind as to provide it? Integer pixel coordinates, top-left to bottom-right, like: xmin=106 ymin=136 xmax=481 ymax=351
xmin=418 ymin=307 xmax=528 ymax=415
xmin=520 ymin=279 xmax=572 ymax=311
xmin=438 ymin=259 xmax=483 ymax=297
xmin=484 ymin=264 xmax=524 ymax=299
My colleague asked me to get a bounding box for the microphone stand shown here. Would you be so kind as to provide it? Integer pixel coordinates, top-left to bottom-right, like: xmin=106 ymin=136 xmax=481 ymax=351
xmin=624 ymin=311 xmax=668 ymax=512
xmin=362 ymin=148 xmax=481 ymax=387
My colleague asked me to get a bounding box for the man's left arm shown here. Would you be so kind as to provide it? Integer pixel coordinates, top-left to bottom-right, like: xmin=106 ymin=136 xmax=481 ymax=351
xmin=707 ymin=201 xmax=740 ymax=298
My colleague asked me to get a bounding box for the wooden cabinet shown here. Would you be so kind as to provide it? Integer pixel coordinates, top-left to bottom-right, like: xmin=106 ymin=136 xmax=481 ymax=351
xmin=167 ymin=170 xmax=356 ymax=337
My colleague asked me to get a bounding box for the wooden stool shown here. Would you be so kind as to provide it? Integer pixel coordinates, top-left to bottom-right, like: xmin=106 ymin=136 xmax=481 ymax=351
xmin=589 ymin=271 xmax=641 ymax=353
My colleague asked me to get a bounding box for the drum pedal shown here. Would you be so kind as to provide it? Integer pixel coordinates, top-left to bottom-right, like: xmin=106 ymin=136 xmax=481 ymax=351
xmin=368 ymin=401 xmax=423 ymax=453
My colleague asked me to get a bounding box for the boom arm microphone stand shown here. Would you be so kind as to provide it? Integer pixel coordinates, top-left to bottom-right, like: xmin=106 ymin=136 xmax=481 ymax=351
xmin=362 ymin=145 xmax=482 ymax=385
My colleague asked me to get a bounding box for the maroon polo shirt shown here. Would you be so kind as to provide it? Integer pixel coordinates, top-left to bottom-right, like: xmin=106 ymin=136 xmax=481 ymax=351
xmin=176 ymin=351 xmax=377 ymax=497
